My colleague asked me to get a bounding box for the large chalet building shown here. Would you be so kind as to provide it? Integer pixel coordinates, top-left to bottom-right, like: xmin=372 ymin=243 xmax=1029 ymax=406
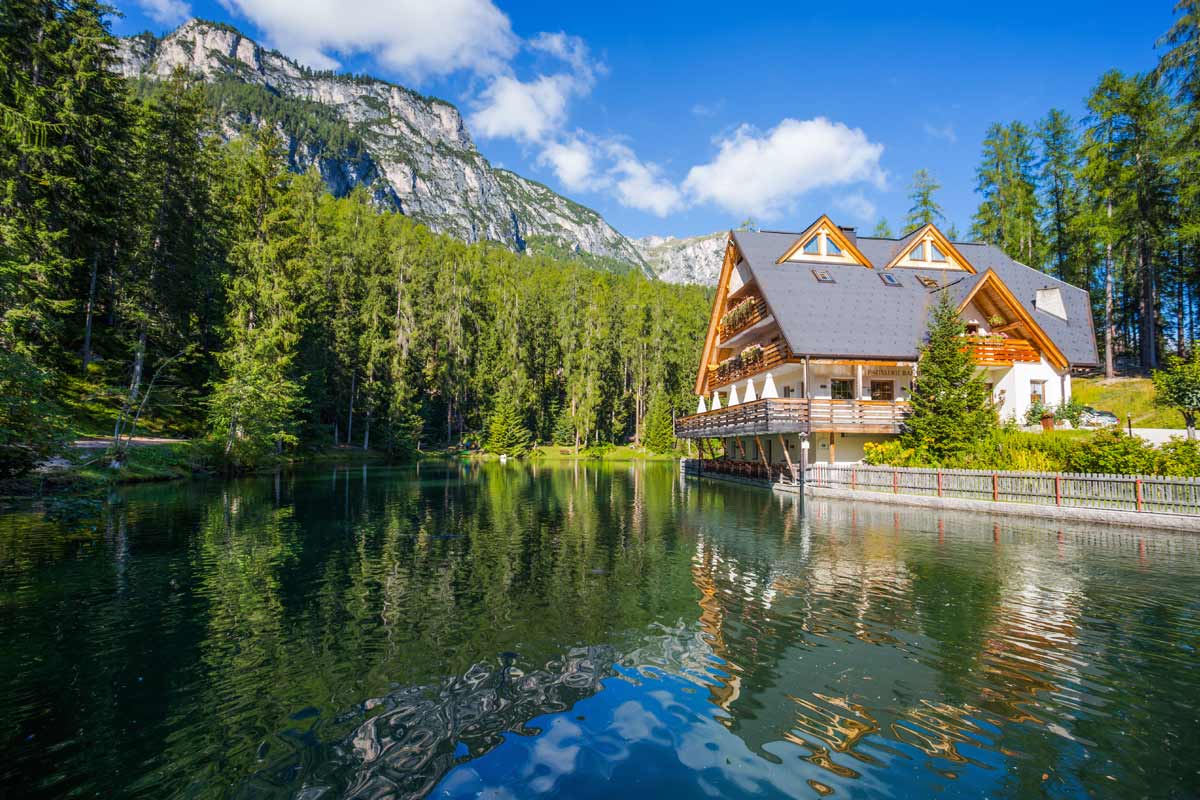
xmin=675 ymin=215 xmax=1098 ymax=477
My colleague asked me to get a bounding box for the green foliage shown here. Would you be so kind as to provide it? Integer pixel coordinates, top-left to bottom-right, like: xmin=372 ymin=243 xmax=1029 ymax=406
xmin=1153 ymin=347 xmax=1200 ymax=434
xmin=970 ymin=121 xmax=1043 ymax=266
xmin=902 ymin=291 xmax=996 ymax=459
xmin=871 ymin=218 xmax=894 ymax=238
xmin=1024 ymin=400 xmax=1052 ymax=426
xmin=1067 ymin=428 xmax=1157 ymax=474
xmin=642 ymin=393 xmax=675 ymax=454
xmin=0 ymin=349 xmax=68 ymax=478
xmin=1155 ymin=437 xmax=1200 ymax=476
xmin=904 ymin=169 xmax=945 ymax=230
xmin=485 ymin=397 xmax=532 ymax=457
xmin=862 ymin=440 xmax=928 ymax=467
xmin=1054 ymin=398 xmax=1086 ymax=428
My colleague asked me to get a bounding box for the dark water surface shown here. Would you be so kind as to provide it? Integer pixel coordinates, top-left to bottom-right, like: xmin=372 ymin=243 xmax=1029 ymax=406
xmin=2 ymin=462 xmax=1198 ymax=798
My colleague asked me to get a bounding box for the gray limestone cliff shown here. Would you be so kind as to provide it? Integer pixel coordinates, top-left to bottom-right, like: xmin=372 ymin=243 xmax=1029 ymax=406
xmin=119 ymin=20 xmax=648 ymax=274
xmin=634 ymin=231 xmax=728 ymax=285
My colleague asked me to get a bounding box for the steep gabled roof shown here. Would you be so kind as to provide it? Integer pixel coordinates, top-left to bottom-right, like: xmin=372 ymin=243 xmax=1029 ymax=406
xmin=727 ymin=229 xmax=1099 ymax=367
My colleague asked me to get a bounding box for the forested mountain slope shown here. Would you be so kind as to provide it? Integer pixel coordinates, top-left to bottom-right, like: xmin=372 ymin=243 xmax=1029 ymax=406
xmin=119 ymin=19 xmax=650 ymax=275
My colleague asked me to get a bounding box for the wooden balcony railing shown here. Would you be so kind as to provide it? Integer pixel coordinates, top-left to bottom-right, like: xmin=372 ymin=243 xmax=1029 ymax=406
xmin=675 ymin=398 xmax=911 ymax=438
xmin=705 ymin=341 xmax=790 ymax=394
xmin=717 ymin=296 xmax=769 ymax=341
xmin=965 ymin=335 xmax=1040 ymax=366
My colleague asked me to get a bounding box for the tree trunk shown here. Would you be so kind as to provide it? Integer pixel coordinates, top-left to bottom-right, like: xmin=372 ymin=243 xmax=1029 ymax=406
xmin=113 ymin=328 xmax=147 ymax=448
xmin=1104 ymin=199 xmax=1115 ymax=378
xmin=1139 ymin=236 xmax=1157 ymax=371
xmin=346 ymin=371 xmax=356 ymax=445
xmin=82 ymin=249 xmax=100 ymax=372
xmin=363 ymin=413 xmax=370 ymax=451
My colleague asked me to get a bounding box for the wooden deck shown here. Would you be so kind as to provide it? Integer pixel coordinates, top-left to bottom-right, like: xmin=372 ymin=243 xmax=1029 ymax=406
xmin=675 ymin=398 xmax=911 ymax=438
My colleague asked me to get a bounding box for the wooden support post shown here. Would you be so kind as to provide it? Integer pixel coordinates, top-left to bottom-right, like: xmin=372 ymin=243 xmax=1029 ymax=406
xmin=892 ymin=469 xmax=898 ymax=494
xmin=855 ymin=364 xmax=863 ymax=401
xmin=828 ymin=432 xmax=836 ymax=464
xmin=753 ymin=435 xmax=770 ymax=479
xmin=1055 ymin=474 xmax=1062 ymax=506
xmin=1136 ymin=478 xmax=1143 ymax=512
xmin=803 ymin=356 xmax=810 ymax=399
xmin=735 ymin=436 xmax=747 ymax=460
xmin=851 ymin=468 xmax=857 ymax=490
xmin=937 ymin=470 xmax=942 ymax=497
xmin=992 ymin=473 xmax=999 ymax=502
xmin=778 ymin=434 xmax=796 ymax=482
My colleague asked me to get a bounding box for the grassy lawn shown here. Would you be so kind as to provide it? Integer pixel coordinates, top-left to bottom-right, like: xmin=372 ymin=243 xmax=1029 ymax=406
xmin=1072 ymin=376 xmax=1182 ymax=428
xmin=528 ymin=444 xmax=680 ymax=461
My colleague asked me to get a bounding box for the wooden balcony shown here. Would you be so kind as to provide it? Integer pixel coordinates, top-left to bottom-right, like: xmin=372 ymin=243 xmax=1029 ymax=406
xmin=675 ymin=398 xmax=911 ymax=438
xmin=705 ymin=341 xmax=790 ymax=394
xmin=717 ymin=296 xmax=769 ymax=342
xmin=965 ymin=335 xmax=1040 ymax=366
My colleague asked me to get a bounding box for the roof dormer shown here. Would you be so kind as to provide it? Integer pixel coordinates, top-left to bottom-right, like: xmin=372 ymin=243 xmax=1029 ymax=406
xmin=886 ymin=224 xmax=975 ymax=273
xmin=776 ymin=214 xmax=871 ymax=267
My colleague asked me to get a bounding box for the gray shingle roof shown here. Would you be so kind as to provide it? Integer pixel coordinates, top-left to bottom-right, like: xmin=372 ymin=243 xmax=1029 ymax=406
xmin=729 ymin=230 xmax=1099 ymax=367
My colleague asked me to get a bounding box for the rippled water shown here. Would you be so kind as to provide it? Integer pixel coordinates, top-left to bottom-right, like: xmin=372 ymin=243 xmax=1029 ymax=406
xmin=2 ymin=461 xmax=1198 ymax=798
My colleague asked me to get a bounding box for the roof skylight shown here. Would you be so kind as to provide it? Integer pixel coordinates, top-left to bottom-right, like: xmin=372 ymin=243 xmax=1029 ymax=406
xmin=880 ymin=272 xmax=902 ymax=287
xmin=915 ymin=275 xmax=940 ymax=288
xmin=812 ymin=269 xmax=835 ymax=283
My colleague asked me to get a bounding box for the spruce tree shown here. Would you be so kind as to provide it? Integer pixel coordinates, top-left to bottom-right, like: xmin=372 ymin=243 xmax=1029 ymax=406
xmin=902 ymin=291 xmax=995 ymax=461
xmin=904 ymin=169 xmax=945 ymax=231
xmin=871 ymin=218 xmax=894 ymax=237
xmin=485 ymin=396 xmax=531 ymax=457
xmin=642 ymin=392 xmax=676 ymax=454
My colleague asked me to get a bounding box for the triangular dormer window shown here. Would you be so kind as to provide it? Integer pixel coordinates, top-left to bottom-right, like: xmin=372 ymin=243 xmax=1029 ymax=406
xmin=886 ymin=226 xmax=974 ymax=272
xmin=776 ymin=215 xmax=870 ymax=267
xmin=929 ymin=242 xmax=946 ymax=262
xmin=908 ymin=242 xmax=926 ymax=261
xmin=803 ymin=236 xmax=821 ymax=255
xmin=826 ymin=238 xmax=842 ymax=256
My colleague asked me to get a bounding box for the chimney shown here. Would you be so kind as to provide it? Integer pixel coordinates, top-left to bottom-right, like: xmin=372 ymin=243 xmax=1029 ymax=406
xmin=838 ymin=226 xmax=857 ymax=246
xmin=1034 ymin=287 xmax=1067 ymax=321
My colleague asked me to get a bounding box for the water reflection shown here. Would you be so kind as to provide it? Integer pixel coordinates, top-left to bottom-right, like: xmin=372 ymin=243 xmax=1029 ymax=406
xmin=0 ymin=463 xmax=1198 ymax=798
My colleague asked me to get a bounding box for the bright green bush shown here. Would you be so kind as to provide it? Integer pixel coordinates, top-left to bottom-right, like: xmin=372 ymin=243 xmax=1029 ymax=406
xmin=1066 ymin=428 xmax=1157 ymax=475
xmin=1154 ymin=438 xmax=1200 ymax=476
xmin=862 ymin=440 xmax=930 ymax=467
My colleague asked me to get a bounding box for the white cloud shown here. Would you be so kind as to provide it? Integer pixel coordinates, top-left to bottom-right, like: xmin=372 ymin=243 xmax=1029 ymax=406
xmin=835 ymin=191 xmax=876 ymax=222
xmin=683 ymin=117 xmax=886 ymax=218
xmin=217 ymin=0 xmax=518 ymax=77
xmin=923 ymin=122 xmax=957 ymax=144
xmin=137 ymin=0 xmax=191 ymax=25
xmin=471 ymin=74 xmax=578 ymax=143
xmin=691 ymin=100 xmax=725 ymax=117
xmin=469 ymin=32 xmax=597 ymax=144
xmin=606 ymin=143 xmax=684 ymax=217
xmin=538 ymin=137 xmax=601 ymax=192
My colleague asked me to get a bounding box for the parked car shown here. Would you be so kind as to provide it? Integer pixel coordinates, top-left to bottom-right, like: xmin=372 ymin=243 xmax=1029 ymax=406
xmin=1079 ymin=406 xmax=1120 ymax=428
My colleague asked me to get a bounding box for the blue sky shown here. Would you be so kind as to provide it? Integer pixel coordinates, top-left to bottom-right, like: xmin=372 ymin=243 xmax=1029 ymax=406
xmin=111 ymin=0 xmax=1175 ymax=240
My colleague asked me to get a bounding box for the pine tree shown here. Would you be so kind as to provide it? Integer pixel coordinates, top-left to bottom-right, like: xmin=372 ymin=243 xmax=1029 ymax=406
xmin=902 ymin=291 xmax=995 ymax=461
xmin=207 ymin=133 xmax=309 ymax=469
xmin=970 ymin=122 xmax=1043 ymax=265
xmin=904 ymin=169 xmax=945 ymax=231
xmin=642 ymin=391 xmax=676 ymax=454
xmin=1037 ymin=110 xmax=1083 ymax=283
xmin=485 ymin=395 xmax=531 ymax=457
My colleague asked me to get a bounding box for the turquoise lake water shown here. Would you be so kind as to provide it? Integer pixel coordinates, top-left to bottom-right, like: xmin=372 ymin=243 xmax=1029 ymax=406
xmin=1 ymin=461 xmax=1198 ymax=798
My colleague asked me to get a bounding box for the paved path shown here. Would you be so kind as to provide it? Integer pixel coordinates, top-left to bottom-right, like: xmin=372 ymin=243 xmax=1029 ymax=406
xmin=1130 ymin=428 xmax=1188 ymax=445
xmin=72 ymin=436 xmax=188 ymax=449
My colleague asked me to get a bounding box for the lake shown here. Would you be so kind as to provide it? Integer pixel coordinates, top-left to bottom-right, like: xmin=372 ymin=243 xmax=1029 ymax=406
xmin=2 ymin=461 xmax=1198 ymax=798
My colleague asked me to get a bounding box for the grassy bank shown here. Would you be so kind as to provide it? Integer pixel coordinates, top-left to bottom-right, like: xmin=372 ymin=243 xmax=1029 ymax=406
xmin=1073 ymin=376 xmax=1181 ymax=428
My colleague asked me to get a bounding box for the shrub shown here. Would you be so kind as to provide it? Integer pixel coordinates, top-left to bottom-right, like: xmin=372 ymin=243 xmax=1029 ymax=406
xmin=1024 ymin=400 xmax=1051 ymax=426
xmin=1155 ymin=438 xmax=1200 ymax=477
xmin=1066 ymin=428 xmax=1156 ymax=475
xmin=862 ymin=440 xmax=931 ymax=467
xmin=1054 ymin=399 xmax=1085 ymax=428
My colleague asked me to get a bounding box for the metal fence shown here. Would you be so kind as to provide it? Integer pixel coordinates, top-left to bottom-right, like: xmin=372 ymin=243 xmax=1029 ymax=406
xmin=805 ymin=463 xmax=1200 ymax=517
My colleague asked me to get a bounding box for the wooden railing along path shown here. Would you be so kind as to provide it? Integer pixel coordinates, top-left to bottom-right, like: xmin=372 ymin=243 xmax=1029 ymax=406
xmin=806 ymin=463 xmax=1200 ymax=517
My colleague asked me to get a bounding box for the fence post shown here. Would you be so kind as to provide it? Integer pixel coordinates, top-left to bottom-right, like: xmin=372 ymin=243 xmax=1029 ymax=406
xmin=1136 ymin=478 xmax=1143 ymax=512
xmin=893 ymin=469 xmax=899 ymax=494
xmin=1055 ymin=474 xmax=1061 ymax=506
xmin=992 ymin=473 xmax=999 ymax=502
xmin=937 ymin=470 xmax=942 ymax=497
xmin=852 ymin=468 xmax=857 ymax=490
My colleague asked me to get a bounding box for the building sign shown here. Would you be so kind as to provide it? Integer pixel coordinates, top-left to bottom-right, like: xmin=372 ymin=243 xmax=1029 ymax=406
xmin=866 ymin=367 xmax=912 ymax=377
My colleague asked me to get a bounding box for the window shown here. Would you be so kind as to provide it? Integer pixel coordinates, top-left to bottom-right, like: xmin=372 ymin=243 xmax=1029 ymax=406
xmin=826 ymin=237 xmax=842 ymax=256
xmin=1030 ymin=380 xmax=1046 ymax=405
xmin=812 ymin=269 xmax=835 ymax=283
xmin=782 ymin=385 xmax=793 ymax=398
xmin=880 ymin=272 xmax=902 ymax=287
xmin=803 ymin=236 xmax=820 ymax=255
xmin=916 ymin=275 xmax=940 ymax=288
xmin=831 ymin=378 xmax=854 ymax=400
xmin=965 ymin=322 xmax=980 ymax=335
xmin=929 ymin=241 xmax=947 ymax=262
xmin=870 ymin=380 xmax=894 ymax=401
xmin=909 ymin=242 xmax=926 ymax=261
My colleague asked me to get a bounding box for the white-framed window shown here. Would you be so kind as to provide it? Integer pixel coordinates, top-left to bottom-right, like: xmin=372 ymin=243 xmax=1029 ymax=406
xmin=1030 ymin=380 xmax=1046 ymax=405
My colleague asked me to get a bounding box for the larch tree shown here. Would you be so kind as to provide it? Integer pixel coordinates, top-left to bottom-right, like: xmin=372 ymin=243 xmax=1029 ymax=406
xmin=904 ymin=169 xmax=945 ymax=231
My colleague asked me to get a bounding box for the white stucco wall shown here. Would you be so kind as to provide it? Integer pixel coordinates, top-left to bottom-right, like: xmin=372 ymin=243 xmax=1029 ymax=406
xmin=988 ymin=357 xmax=1070 ymax=422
